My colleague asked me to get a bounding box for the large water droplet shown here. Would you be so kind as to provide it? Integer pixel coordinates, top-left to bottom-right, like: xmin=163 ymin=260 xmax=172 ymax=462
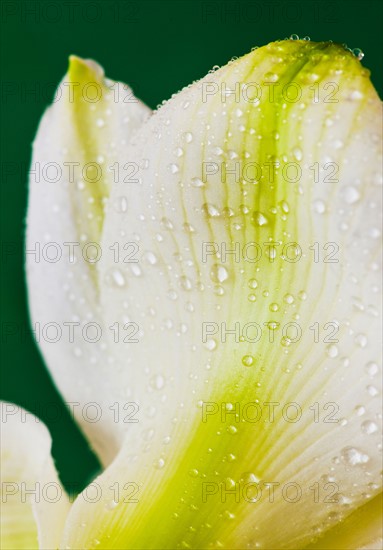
xmin=191 ymin=177 xmax=205 ymax=188
xmin=365 ymin=362 xmax=378 ymax=376
xmin=202 ymin=203 xmax=220 ymax=218
xmin=168 ymin=163 xmax=179 ymax=174
xmin=154 ymin=458 xmax=165 ymax=469
xmin=248 ymin=279 xmax=258 ymax=289
xmin=343 ymin=186 xmax=360 ymax=204
xmin=210 ymin=264 xmax=229 ymax=283
xmin=205 ymin=338 xmax=217 ymax=351
xmin=326 ymin=344 xmax=339 ymax=358
xmin=361 ymin=420 xmax=378 ymax=435
xmin=341 ymin=447 xmax=369 ymax=465
xmin=251 ymin=211 xmax=268 ymax=226
xmin=242 ymin=355 xmax=254 ymax=367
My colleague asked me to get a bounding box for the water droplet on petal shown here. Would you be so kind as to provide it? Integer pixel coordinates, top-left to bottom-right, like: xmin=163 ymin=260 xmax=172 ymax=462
xmin=242 ymin=355 xmax=254 ymax=367
xmin=202 ymin=203 xmax=220 ymax=218
xmin=365 ymin=362 xmax=378 ymax=376
xmin=191 ymin=177 xmax=205 ymax=188
xmin=327 ymin=344 xmax=339 ymax=358
xmin=361 ymin=420 xmax=378 ymax=435
xmin=154 ymin=458 xmax=165 ymax=469
xmin=353 ymin=48 xmax=364 ymax=60
xmin=313 ymin=200 xmax=326 ymax=214
xmin=161 ymin=217 xmax=174 ymax=230
xmin=343 ymin=186 xmax=360 ymax=204
xmin=168 ymin=163 xmax=179 ymax=174
xmin=251 ymin=211 xmax=268 ymax=226
xmin=248 ymin=278 xmax=258 ymax=289
xmin=284 ymin=293 xmax=294 ymax=304
xmin=210 ymin=264 xmax=229 ymax=283
xmin=293 ymin=147 xmax=303 ymax=161
xmin=205 ymin=338 xmax=217 ymax=351
xmin=341 ymin=447 xmax=369 ymax=465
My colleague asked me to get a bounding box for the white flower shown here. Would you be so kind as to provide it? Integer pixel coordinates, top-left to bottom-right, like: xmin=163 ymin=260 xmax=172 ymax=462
xmin=1 ymin=40 xmax=382 ymax=549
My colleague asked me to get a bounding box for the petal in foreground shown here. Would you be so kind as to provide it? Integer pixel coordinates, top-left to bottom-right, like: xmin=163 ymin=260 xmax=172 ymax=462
xmin=0 ymin=402 xmax=70 ymax=549
xmin=58 ymin=41 xmax=382 ymax=549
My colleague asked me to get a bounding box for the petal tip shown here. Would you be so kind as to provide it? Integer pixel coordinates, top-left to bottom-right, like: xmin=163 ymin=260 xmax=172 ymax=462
xmin=68 ymin=55 xmax=104 ymax=83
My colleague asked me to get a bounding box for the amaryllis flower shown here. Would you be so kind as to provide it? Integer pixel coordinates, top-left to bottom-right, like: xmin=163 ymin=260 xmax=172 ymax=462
xmin=1 ymin=39 xmax=382 ymax=549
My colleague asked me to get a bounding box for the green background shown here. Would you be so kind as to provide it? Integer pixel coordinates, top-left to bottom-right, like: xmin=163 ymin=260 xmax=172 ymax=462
xmin=1 ymin=0 xmax=382 ymax=494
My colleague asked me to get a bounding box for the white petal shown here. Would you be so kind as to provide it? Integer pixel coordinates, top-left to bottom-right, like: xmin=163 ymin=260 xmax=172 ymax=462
xmin=52 ymin=42 xmax=383 ymax=548
xmin=0 ymin=402 xmax=70 ymax=549
xmin=26 ymin=57 xmax=151 ymax=465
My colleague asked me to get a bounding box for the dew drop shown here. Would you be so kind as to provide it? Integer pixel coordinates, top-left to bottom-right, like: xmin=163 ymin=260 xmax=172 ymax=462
xmin=180 ymin=276 xmax=192 ymax=291
xmin=343 ymin=186 xmax=360 ymax=204
xmin=227 ymin=425 xmax=238 ymax=434
xmin=202 ymin=203 xmax=220 ymax=218
xmin=326 ymin=344 xmax=339 ymax=358
xmin=353 ymin=48 xmax=364 ymax=60
xmin=365 ymin=362 xmax=378 ymax=376
xmin=284 ymin=293 xmax=294 ymax=304
xmin=240 ymin=472 xmax=260 ymax=484
xmin=341 ymin=446 xmax=369 ymax=465
xmin=130 ymin=264 xmax=142 ymax=277
xmin=210 ymin=264 xmax=229 ymax=283
xmin=191 ymin=177 xmax=205 ymax=188
xmin=109 ymin=269 xmax=126 ymax=287
xmin=355 ymin=405 xmax=365 ymax=416
xmin=366 ymin=385 xmax=379 ymax=397
xmin=168 ymin=163 xmax=179 ymax=174
xmin=113 ymin=196 xmax=128 ymax=213
xmin=154 ymin=458 xmax=165 ymax=469
xmin=183 ymin=132 xmax=193 ymax=143
xmin=242 ymin=355 xmax=254 ymax=367
xmin=251 ymin=211 xmax=268 ymax=226
xmin=248 ymin=278 xmax=258 ymax=289
xmin=105 ymin=500 xmax=118 ymax=511
xmin=349 ymin=90 xmax=364 ymax=101
xmin=293 ymin=147 xmax=303 ymax=161
xmin=144 ymin=251 xmax=158 ymax=265
xmin=264 ymin=72 xmax=279 ymax=82
xmin=183 ymin=222 xmax=195 ymax=233
xmin=214 ymin=285 xmax=225 ymax=296
xmin=280 ymin=200 xmax=289 ymax=213
xmin=205 ymin=338 xmax=217 ymax=351
xmin=313 ymin=200 xmax=326 ymax=214
xmin=355 ymin=333 xmax=367 ymax=348
xmin=361 ymin=420 xmax=378 ymax=435
xmin=151 ymin=374 xmax=165 ymax=390
xmin=161 ymin=217 xmax=174 ymax=230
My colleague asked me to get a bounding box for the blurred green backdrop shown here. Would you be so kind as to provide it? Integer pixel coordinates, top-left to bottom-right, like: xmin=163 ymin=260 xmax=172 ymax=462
xmin=1 ymin=0 xmax=382 ymax=493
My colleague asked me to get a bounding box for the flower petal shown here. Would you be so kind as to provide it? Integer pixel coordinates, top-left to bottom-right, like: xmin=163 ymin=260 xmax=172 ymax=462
xmin=0 ymin=402 xmax=70 ymax=549
xmin=26 ymin=57 xmax=151 ymax=465
xmin=305 ymin=493 xmax=382 ymax=549
xmin=63 ymin=41 xmax=383 ymax=548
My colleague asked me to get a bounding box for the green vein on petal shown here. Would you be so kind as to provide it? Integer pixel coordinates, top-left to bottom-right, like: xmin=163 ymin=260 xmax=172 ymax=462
xmin=67 ymin=56 xmax=112 ymax=248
